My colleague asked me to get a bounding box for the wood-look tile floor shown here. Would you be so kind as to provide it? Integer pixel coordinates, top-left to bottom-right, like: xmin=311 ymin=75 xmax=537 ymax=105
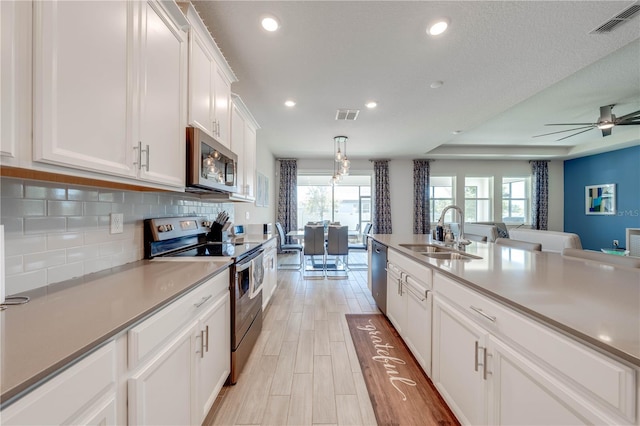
xmin=206 ymin=253 xmax=379 ymax=426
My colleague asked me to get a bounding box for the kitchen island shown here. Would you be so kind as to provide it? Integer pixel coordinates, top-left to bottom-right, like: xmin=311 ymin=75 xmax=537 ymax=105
xmin=370 ymin=233 xmax=640 ymax=425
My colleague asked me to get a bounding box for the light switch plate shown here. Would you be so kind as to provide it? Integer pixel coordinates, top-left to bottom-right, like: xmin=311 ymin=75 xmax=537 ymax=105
xmin=110 ymin=213 xmax=124 ymax=234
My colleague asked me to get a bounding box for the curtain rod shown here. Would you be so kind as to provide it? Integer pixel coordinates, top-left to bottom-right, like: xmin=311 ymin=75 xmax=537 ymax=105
xmin=277 ymin=158 xmax=298 ymax=161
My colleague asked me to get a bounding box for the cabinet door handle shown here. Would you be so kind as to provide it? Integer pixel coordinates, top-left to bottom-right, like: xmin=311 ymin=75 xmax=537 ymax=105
xmin=194 ymin=294 xmax=213 ymax=308
xmin=204 ymin=325 xmax=209 ymax=353
xmin=200 ymin=329 xmax=205 ymax=358
xmin=474 ymin=341 xmax=479 ymax=372
xmin=470 ymin=305 xmax=496 ymax=322
xmin=141 ymin=144 xmax=150 ymax=172
xmin=483 ymin=346 xmax=490 ymax=380
xmin=134 ymin=141 xmax=142 ymax=169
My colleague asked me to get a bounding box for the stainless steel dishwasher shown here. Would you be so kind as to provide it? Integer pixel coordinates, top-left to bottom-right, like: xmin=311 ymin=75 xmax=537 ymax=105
xmin=370 ymin=240 xmax=388 ymax=314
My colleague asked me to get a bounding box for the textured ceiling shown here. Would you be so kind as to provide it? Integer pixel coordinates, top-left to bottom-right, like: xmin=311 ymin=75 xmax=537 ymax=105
xmin=192 ymin=1 xmax=640 ymax=160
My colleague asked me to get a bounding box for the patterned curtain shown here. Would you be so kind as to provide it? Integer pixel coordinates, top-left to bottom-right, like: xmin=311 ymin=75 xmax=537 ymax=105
xmin=413 ymin=160 xmax=431 ymax=234
xmin=531 ymin=160 xmax=549 ymax=230
xmin=373 ymin=160 xmax=392 ymax=234
xmin=277 ymin=159 xmax=298 ymax=243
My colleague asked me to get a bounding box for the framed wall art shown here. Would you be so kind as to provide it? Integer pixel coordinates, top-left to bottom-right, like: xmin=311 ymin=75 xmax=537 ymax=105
xmin=585 ymin=183 xmax=616 ymax=215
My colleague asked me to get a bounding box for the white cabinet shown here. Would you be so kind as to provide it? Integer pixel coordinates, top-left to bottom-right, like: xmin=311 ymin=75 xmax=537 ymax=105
xmin=127 ymin=269 xmax=230 ymax=425
xmin=262 ymin=238 xmax=278 ymax=310
xmin=1 ymin=342 xmax=117 ymax=426
xmin=432 ymin=272 xmax=637 ymax=426
xmin=32 ymin=0 xmax=187 ymax=189
xmin=385 ymin=260 xmax=406 ymax=334
xmin=129 ymin=322 xmax=196 ymax=426
xmin=385 ymin=250 xmax=433 ymax=376
xmin=432 ymin=296 xmax=489 ymax=425
xmin=135 ymin=1 xmax=187 ymax=188
xmin=230 ymin=94 xmax=260 ymax=201
xmin=183 ymin=3 xmax=236 ymax=148
xmin=195 ymin=289 xmax=230 ymax=423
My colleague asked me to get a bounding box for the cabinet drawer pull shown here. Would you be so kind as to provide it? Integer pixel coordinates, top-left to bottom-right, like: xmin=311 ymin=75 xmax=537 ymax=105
xmin=142 ymin=144 xmax=150 ymax=172
xmin=204 ymin=325 xmax=209 ymax=353
xmin=470 ymin=305 xmax=496 ymax=322
xmin=194 ymin=294 xmax=213 ymax=308
xmin=483 ymin=347 xmax=490 ymax=380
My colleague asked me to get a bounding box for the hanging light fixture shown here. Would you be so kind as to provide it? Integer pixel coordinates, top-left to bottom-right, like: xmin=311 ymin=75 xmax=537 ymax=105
xmin=330 ymin=136 xmax=350 ymax=185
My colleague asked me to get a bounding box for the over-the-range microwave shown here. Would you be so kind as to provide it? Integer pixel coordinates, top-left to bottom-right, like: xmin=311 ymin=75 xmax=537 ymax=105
xmin=186 ymin=127 xmax=238 ymax=194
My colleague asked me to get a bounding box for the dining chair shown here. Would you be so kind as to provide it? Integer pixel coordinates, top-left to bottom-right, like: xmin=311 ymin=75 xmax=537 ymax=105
xmin=348 ymin=223 xmax=372 ymax=270
xmin=275 ymin=222 xmax=302 ymax=270
xmin=303 ymin=225 xmax=326 ymax=278
xmin=326 ymin=225 xmax=349 ymax=278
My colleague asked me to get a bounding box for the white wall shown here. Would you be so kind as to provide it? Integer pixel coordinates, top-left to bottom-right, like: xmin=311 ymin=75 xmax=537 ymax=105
xmin=297 ymin=158 xmax=564 ymax=233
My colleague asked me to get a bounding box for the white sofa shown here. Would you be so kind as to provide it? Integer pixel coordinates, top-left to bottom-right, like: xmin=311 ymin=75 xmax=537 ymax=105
xmin=509 ymin=229 xmax=582 ymax=253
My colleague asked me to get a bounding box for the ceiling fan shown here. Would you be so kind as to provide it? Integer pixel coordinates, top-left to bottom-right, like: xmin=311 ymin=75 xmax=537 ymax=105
xmin=533 ymin=105 xmax=640 ymax=141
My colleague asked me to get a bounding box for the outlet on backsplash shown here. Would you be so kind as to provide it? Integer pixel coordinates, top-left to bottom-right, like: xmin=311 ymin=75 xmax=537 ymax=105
xmin=245 ymin=211 xmax=250 ymax=220
xmin=110 ymin=213 xmax=124 ymax=234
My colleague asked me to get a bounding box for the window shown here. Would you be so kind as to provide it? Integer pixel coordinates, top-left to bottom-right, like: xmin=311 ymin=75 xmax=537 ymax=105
xmin=464 ymin=177 xmax=493 ymax=222
xmin=297 ymin=175 xmax=371 ymax=230
xmin=502 ymin=177 xmax=530 ymax=224
xmin=429 ymin=176 xmax=455 ymax=223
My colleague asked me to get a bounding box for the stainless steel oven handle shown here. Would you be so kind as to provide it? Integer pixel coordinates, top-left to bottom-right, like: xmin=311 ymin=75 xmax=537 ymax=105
xmin=194 ymin=294 xmax=213 ymax=308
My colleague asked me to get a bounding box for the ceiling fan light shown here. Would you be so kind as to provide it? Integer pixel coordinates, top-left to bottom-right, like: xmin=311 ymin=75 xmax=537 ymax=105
xmin=597 ymin=121 xmax=615 ymax=130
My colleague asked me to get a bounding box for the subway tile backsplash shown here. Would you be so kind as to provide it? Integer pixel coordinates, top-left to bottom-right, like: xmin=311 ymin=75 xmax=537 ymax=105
xmin=0 ymin=177 xmax=234 ymax=296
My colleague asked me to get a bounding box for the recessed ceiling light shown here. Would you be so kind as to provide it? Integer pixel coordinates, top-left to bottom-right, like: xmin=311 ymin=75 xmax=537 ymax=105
xmin=427 ymin=18 xmax=449 ymax=36
xmin=261 ymin=16 xmax=280 ymax=32
xmin=452 ymin=130 xmax=463 ymax=135
xmin=284 ymin=100 xmax=296 ymax=107
xmin=430 ymin=80 xmax=444 ymax=89
xmin=365 ymin=101 xmax=377 ymax=109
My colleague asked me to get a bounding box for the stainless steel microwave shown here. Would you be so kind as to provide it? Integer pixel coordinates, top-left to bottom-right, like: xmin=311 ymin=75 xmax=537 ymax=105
xmin=186 ymin=127 xmax=238 ymax=194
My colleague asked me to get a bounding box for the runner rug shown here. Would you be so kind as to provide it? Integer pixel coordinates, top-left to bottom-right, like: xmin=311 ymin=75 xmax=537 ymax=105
xmin=345 ymin=314 xmax=459 ymax=426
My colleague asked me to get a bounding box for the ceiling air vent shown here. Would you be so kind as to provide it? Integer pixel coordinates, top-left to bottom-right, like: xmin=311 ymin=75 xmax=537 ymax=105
xmin=336 ymin=109 xmax=360 ymax=121
xmin=590 ymin=2 xmax=640 ymax=33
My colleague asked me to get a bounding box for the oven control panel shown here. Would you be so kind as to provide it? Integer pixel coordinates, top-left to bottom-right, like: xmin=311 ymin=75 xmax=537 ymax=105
xmin=146 ymin=216 xmax=210 ymax=242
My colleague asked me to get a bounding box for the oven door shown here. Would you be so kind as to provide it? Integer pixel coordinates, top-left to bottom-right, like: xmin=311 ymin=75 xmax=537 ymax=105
xmin=233 ymin=253 xmax=262 ymax=349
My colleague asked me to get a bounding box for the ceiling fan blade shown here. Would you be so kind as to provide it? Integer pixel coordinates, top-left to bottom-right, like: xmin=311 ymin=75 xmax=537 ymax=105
xmin=532 ymin=125 xmax=595 ymax=138
xmin=556 ymin=127 xmax=595 ymax=141
xmin=615 ymin=121 xmax=640 ymax=125
xmin=615 ymin=109 xmax=640 ymax=122
xmin=599 ymin=105 xmax=613 ymax=122
xmin=543 ymin=123 xmax=595 ymax=126
xmin=601 ymin=127 xmax=612 ymax=137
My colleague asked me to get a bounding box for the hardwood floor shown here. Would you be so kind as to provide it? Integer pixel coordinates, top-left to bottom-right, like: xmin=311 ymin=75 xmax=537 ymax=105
xmin=205 ymin=253 xmax=449 ymax=425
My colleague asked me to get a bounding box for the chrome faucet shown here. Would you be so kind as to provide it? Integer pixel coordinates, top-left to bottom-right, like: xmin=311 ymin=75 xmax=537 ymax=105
xmin=437 ymin=205 xmax=471 ymax=250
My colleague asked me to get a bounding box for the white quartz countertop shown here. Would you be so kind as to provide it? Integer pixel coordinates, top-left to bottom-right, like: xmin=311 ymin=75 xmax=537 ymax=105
xmin=0 ymin=259 xmax=232 ymax=404
xmin=371 ymin=234 xmax=640 ymax=368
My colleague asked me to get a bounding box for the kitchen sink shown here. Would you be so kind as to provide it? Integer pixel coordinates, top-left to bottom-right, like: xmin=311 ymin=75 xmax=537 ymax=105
xmin=421 ymin=251 xmax=482 ymax=260
xmin=399 ymin=243 xmax=450 ymax=253
xmin=399 ymin=243 xmax=482 ymax=260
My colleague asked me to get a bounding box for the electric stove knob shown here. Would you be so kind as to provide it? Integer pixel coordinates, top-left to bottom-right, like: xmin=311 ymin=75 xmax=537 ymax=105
xmin=202 ymin=221 xmax=212 ymax=228
xmin=157 ymin=225 xmax=166 ymax=232
xmin=167 ymin=224 xmax=174 ymax=231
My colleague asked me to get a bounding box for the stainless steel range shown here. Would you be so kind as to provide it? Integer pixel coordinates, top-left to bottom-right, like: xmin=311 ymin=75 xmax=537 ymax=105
xmin=144 ymin=216 xmax=264 ymax=384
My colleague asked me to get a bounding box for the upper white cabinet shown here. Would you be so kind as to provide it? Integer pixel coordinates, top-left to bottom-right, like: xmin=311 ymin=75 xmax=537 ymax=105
xmin=183 ymin=3 xmax=236 ymax=148
xmin=32 ymin=1 xmax=187 ymax=189
xmin=230 ymin=94 xmax=259 ymax=201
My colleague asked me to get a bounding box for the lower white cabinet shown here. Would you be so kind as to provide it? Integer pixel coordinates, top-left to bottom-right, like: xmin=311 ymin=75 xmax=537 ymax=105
xmin=128 ymin=269 xmax=230 ymax=425
xmin=1 ymin=342 xmax=117 ymax=425
xmin=432 ymin=296 xmax=489 ymax=425
xmin=195 ymin=290 xmax=231 ymax=423
xmin=262 ymin=238 xmax=278 ymax=310
xmin=385 ymin=249 xmax=433 ymax=376
xmin=128 ymin=323 xmax=196 ymax=425
xmin=432 ymin=272 xmax=637 ymax=426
